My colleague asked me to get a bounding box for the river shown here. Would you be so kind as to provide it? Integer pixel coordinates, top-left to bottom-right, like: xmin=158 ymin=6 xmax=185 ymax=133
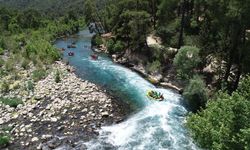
xmin=55 ymin=30 xmax=198 ymax=150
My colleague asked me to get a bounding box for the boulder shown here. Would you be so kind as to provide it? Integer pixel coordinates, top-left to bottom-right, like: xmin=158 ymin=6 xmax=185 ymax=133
xmin=101 ymin=111 xmax=109 ymax=118
xmin=31 ymin=137 xmax=39 ymax=142
xmin=47 ymin=137 xmax=61 ymax=149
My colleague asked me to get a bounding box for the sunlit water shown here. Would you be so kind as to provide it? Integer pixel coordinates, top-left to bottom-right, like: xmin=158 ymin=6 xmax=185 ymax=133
xmin=55 ymin=30 xmax=198 ymax=150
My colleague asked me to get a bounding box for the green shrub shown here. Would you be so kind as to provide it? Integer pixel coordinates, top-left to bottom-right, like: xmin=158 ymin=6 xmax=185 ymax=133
xmin=10 ymin=70 xmax=21 ymax=80
xmin=8 ymin=22 xmax=21 ymax=34
xmin=95 ymin=35 xmax=103 ymax=46
xmin=0 ymin=58 xmax=4 ymax=67
xmin=4 ymin=58 xmax=15 ymax=72
xmin=54 ymin=70 xmax=61 ymax=83
xmin=1 ymin=126 xmax=14 ymax=132
xmin=106 ymin=39 xmax=115 ymax=53
xmin=0 ymin=37 xmax=6 ymax=49
xmin=0 ymin=69 xmax=7 ymax=78
xmin=184 ymin=35 xmax=199 ymax=46
xmin=156 ymin=26 xmax=173 ymax=45
xmin=0 ymin=47 xmax=4 ymax=55
xmin=25 ymin=39 xmax=60 ymax=64
xmin=0 ymin=97 xmax=23 ymax=108
xmin=32 ymin=69 xmax=47 ymax=82
xmin=1 ymin=81 xmax=9 ymax=93
xmin=156 ymin=19 xmax=180 ymax=46
xmin=21 ymin=58 xmax=30 ymax=69
xmin=169 ymin=34 xmax=180 ymax=48
xmin=4 ymin=36 xmax=18 ymax=53
xmin=107 ymin=39 xmax=125 ymax=54
xmin=92 ymin=35 xmax=103 ymax=46
xmin=0 ymin=135 xmax=10 ymax=147
xmin=187 ymin=76 xmax=250 ymax=150
xmin=150 ymin=45 xmax=163 ymax=60
xmin=173 ymin=46 xmax=201 ymax=79
xmin=29 ymin=54 xmax=37 ymax=65
xmin=183 ymin=75 xmax=208 ymax=112
xmin=27 ymin=80 xmax=34 ymax=91
xmin=113 ymin=40 xmax=124 ymax=52
xmin=146 ymin=60 xmax=162 ymax=74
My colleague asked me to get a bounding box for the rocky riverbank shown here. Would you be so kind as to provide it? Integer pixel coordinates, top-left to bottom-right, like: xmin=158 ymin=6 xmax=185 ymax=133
xmin=111 ymin=55 xmax=184 ymax=93
xmin=0 ymin=61 xmax=130 ymax=150
xmin=94 ymin=33 xmax=184 ymax=93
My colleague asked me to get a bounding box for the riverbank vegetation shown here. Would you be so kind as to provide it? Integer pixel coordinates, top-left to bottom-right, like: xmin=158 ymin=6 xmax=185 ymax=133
xmin=187 ymin=75 xmax=250 ymax=150
xmin=0 ymin=6 xmax=85 ymax=80
xmin=0 ymin=6 xmax=85 ymax=93
xmin=85 ymin=0 xmax=250 ymax=149
xmin=0 ymin=5 xmax=85 ymax=148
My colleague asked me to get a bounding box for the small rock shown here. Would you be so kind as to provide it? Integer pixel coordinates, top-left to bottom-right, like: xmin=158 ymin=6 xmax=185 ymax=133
xmin=47 ymin=137 xmax=61 ymax=149
xmin=51 ymin=117 xmax=57 ymax=122
xmin=41 ymin=144 xmax=50 ymax=150
xmin=55 ymin=145 xmax=72 ymax=150
xmin=35 ymin=95 xmax=43 ymax=100
xmin=57 ymin=126 xmax=64 ymax=131
xmin=41 ymin=134 xmax=52 ymax=140
xmin=28 ymin=113 xmax=34 ymax=117
xmin=0 ymin=118 xmax=4 ymax=125
xmin=37 ymin=143 xmax=43 ymax=150
xmin=101 ymin=112 xmax=109 ymax=118
xmin=20 ymin=127 xmax=26 ymax=132
xmin=27 ymin=128 xmax=32 ymax=133
xmin=31 ymin=137 xmax=39 ymax=142
xmin=82 ymin=108 xmax=88 ymax=112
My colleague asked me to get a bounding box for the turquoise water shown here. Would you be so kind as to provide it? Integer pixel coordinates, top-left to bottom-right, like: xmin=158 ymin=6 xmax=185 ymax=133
xmin=55 ymin=30 xmax=198 ymax=150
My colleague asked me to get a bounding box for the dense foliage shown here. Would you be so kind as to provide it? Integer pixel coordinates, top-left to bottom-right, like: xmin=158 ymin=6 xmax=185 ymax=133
xmin=86 ymin=0 xmax=250 ymax=91
xmin=157 ymin=0 xmax=250 ymax=92
xmin=0 ymin=5 xmax=85 ymax=113
xmin=0 ymin=6 xmax=85 ymax=74
xmin=0 ymin=0 xmax=86 ymax=18
xmin=173 ymin=46 xmax=201 ymax=79
xmin=84 ymin=0 xmax=158 ymax=51
xmin=187 ymin=75 xmax=250 ymax=150
xmin=183 ymin=75 xmax=208 ymax=112
xmin=0 ymin=134 xmax=10 ymax=147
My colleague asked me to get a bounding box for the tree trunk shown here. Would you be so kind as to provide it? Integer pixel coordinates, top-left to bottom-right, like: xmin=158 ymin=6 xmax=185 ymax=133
xmin=224 ymin=22 xmax=242 ymax=91
xmin=223 ymin=53 xmax=233 ymax=83
xmin=178 ymin=0 xmax=186 ymax=49
xmin=232 ymin=65 xmax=242 ymax=91
xmin=232 ymin=27 xmax=246 ymax=91
xmin=151 ymin=0 xmax=157 ymax=29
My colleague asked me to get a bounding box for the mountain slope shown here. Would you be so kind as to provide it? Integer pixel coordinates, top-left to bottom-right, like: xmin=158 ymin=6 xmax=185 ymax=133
xmin=0 ymin=0 xmax=85 ymax=16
